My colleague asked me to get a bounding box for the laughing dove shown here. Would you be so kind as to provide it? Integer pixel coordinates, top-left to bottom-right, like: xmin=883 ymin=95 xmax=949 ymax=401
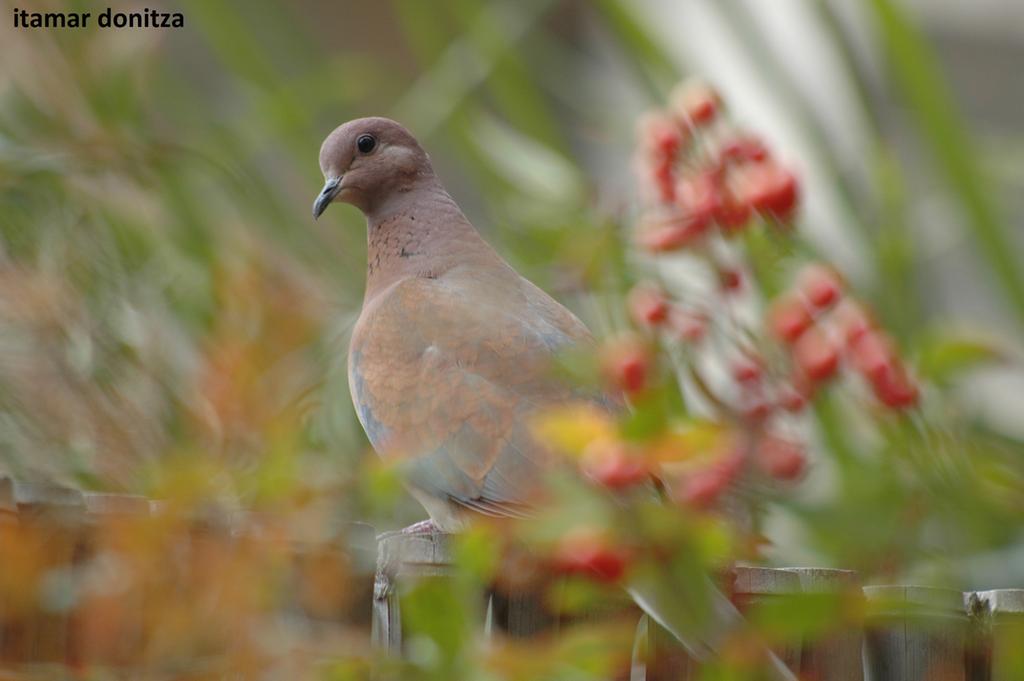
xmin=314 ymin=117 xmax=797 ymax=681
xmin=315 ymin=117 xmax=592 ymax=532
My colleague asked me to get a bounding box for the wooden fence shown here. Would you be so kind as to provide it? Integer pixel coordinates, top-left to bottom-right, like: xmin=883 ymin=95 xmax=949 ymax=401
xmin=0 ymin=478 xmax=378 ymax=678
xmin=376 ymin=533 xmax=1024 ymax=681
xmin=0 ymin=478 xmax=1020 ymax=680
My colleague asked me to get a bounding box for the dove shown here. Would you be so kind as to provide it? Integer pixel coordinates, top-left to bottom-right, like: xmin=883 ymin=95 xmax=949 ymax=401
xmin=314 ymin=117 xmax=797 ymax=681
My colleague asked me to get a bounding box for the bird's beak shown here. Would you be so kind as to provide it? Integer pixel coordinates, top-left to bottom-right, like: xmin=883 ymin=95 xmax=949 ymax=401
xmin=312 ymin=176 xmax=341 ymax=219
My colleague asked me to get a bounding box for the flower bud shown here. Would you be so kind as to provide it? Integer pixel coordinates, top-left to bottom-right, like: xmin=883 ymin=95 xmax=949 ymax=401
xmin=755 ymin=434 xmax=807 ymax=481
xmin=768 ymin=293 xmax=813 ymax=344
xmin=798 ymin=264 xmax=842 ymax=311
xmin=580 ymin=439 xmax=650 ymax=489
xmin=628 ymin=283 xmax=670 ymax=327
xmin=793 ymin=327 xmax=840 ymax=383
xmin=552 ymin=527 xmax=632 ymax=583
xmin=672 ymin=81 xmax=721 ymax=126
xmin=601 ymin=334 xmax=652 ymax=395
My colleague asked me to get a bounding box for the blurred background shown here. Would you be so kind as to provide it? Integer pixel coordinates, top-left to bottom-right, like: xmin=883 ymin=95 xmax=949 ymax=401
xmin=1 ymin=0 xmax=1022 ymax=585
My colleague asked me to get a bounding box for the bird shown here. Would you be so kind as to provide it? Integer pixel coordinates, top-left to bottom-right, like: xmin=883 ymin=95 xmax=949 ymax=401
xmin=313 ymin=117 xmax=797 ymax=681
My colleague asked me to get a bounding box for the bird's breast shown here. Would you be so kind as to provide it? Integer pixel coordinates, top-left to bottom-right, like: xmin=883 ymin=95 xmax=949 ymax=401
xmin=347 ymin=271 xmax=586 ymax=463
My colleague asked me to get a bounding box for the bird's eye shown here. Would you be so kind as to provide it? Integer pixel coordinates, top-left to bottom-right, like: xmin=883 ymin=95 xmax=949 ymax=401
xmin=356 ymin=134 xmax=377 ymax=154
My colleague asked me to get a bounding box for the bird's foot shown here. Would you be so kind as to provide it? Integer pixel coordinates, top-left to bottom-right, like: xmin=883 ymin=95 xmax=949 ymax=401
xmin=401 ymin=519 xmax=439 ymax=535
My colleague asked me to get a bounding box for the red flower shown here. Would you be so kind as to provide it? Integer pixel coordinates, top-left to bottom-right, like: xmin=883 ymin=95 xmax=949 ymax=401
xmin=798 ymin=264 xmax=842 ymax=311
xmin=739 ymin=396 xmax=774 ymax=422
xmin=677 ymin=171 xmax=721 ymax=228
xmin=715 ymin=186 xmax=753 ymax=233
xmin=777 ymin=384 xmax=808 ymax=413
xmin=581 ymin=440 xmax=650 ymax=489
xmin=768 ymin=293 xmax=813 ymax=344
xmin=628 ymin=283 xmax=670 ymax=327
xmin=720 ymin=136 xmax=768 ymax=163
xmin=667 ymin=306 xmax=708 ymax=343
xmin=731 ymin=355 xmax=763 ymax=383
xmin=793 ymin=327 xmax=840 ymax=383
xmin=835 ymin=301 xmax=873 ymax=346
xmin=719 ymin=267 xmax=743 ymax=293
xmin=673 ymin=81 xmax=721 ymax=126
xmin=650 ymin=159 xmax=676 ymax=203
xmin=552 ymin=527 xmax=632 ymax=583
xmin=638 ymin=222 xmax=695 ymax=252
xmin=870 ymin=364 xmax=919 ymax=410
xmin=601 ymin=335 xmax=652 ymax=395
xmin=737 ymin=162 xmax=800 ymax=222
xmin=755 ymin=435 xmax=807 ymax=481
xmin=677 ymin=451 xmax=743 ymax=509
xmin=637 ymin=211 xmax=707 ymax=252
xmin=638 ymin=112 xmax=684 ymax=162
xmin=849 ymin=330 xmax=897 ymax=383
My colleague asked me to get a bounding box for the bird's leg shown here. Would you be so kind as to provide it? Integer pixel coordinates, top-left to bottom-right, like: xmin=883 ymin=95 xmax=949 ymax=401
xmin=401 ymin=519 xmax=439 ymax=535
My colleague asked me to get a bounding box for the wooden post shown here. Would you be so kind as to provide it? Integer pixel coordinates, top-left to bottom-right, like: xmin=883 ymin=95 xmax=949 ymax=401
xmin=863 ymin=585 xmax=967 ymax=681
xmin=13 ymin=481 xmax=85 ymax=668
xmin=977 ymin=589 xmax=1024 ymax=681
xmin=373 ymin=531 xmax=455 ymax=653
xmin=732 ymin=567 xmax=803 ymax=674
xmin=373 ymin=531 xmax=600 ymax=650
xmin=785 ymin=568 xmax=864 ymax=681
xmin=0 ymin=477 xmax=18 ymax=663
xmin=964 ymin=591 xmax=989 ymax=681
xmin=0 ymin=477 xmax=16 ymax=521
xmin=69 ymin=493 xmax=151 ymax=669
xmin=644 ymin=616 xmax=697 ymax=681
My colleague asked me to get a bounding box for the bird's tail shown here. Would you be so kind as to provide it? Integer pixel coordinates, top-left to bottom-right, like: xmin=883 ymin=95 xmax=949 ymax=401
xmin=626 ymin=573 xmax=799 ymax=681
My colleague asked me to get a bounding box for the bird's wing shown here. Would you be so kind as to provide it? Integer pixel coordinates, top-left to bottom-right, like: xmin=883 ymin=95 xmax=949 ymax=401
xmin=349 ymin=269 xmax=595 ymax=517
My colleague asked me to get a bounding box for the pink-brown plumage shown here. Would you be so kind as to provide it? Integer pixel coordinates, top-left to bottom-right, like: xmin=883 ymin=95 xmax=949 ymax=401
xmin=316 ymin=117 xmax=593 ymax=531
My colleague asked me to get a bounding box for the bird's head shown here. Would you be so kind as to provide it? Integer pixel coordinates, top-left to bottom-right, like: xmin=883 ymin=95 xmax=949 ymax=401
xmin=313 ymin=117 xmax=433 ymax=219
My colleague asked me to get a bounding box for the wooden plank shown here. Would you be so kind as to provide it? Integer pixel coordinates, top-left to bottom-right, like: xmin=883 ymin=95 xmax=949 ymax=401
xmin=372 ymin=567 xmax=403 ymax=653
xmin=977 ymin=589 xmax=1024 ymax=681
xmin=785 ymin=568 xmax=864 ymax=681
xmin=863 ymin=585 xmax=967 ymax=681
xmin=373 ymin=530 xmax=572 ymax=655
xmin=964 ymin=591 xmax=989 ymax=681
xmin=81 ymin=492 xmax=150 ymax=517
xmin=732 ymin=567 xmax=803 ymax=675
xmin=69 ymin=493 xmax=151 ymax=669
xmin=373 ymin=531 xmax=455 ymax=653
xmin=644 ymin=614 xmax=697 ymax=681
xmin=11 ymin=481 xmax=85 ymax=666
xmin=0 ymin=477 xmax=18 ymax=665
xmin=0 ymin=478 xmax=16 ymax=518
xmin=490 ymin=586 xmax=554 ymax=638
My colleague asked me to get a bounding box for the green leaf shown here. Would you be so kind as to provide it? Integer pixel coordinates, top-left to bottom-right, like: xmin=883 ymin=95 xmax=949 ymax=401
xmin=454 ymin=525 xmax=502 ymax=582
xmin=402 ymin=577 xmax=474 ymax=675
xmin=618 ymin=385 xmax=672 ymax=441
xmin=916 ymin=331 xmax=1007 ymax=382
xmin=748 ymin=592 xmax=853 ymax=641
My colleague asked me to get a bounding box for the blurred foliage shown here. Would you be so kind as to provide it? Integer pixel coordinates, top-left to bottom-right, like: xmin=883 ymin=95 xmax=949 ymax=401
xmin=0 ymin=0 xmax=1022 ymax=679
xmin=868 ymin=0 xmax=1024 ymax=325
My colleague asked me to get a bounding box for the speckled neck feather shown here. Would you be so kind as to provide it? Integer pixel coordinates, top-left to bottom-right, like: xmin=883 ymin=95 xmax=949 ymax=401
xmin=363 ymin=177 xmax=503 ymax=301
